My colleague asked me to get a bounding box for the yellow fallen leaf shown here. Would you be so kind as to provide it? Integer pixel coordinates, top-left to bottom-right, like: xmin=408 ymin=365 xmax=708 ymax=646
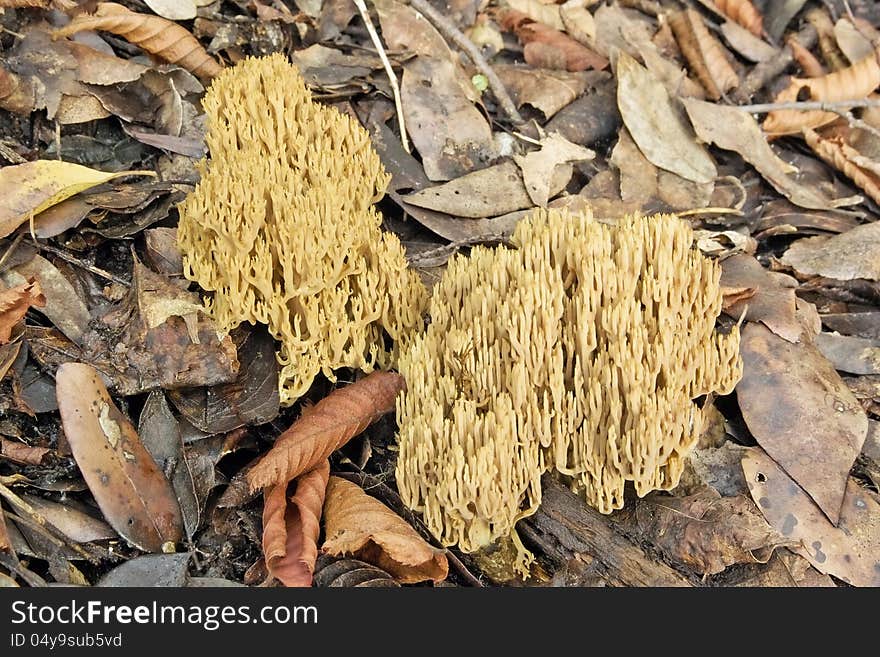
xmin=0 ymin=160 xmax=156 ymax=239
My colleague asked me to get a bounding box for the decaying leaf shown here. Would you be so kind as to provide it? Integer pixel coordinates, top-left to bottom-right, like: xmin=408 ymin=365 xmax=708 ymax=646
xmin=682 ymin=98 xmax=861 ymax=209
xmin=720 ymin=20 xmax=777 ymax=63
xmin=506 ymin=0 xmax=565 ymax=31
xmin=0 ymin=160 xmax=155 ymax=239
xmin=0 ymin=278 xmax=44 ymax=345
xmin=500 ymin=9 xmax=608 ymax=72
xmin=247 ymin=372 xmax=404 ymax=491
xmin=559 ymin=0 xmax=597 ymax=46
xmin=493 ymin=65 xmax=591 ymax=119
xmin=669 ymin=9 xmax=739 ymax=100
xmin=0 ymin=438 xmax=51 ymax=466
xmin=763 ymin=54 xmax=880 ymax=136
xmin=52 ymin=3 xmax=222 ymax=82
xmin=313 ymin=554 xmax=400 ymax=587
xmin=625 ymin=487 xmax=786 ymax=575
xmin=97 ymin=552 xmax=192 ymax=587
xmin=402 ymin=56 xmax=495 ymax=181
xmin=715 ymin=0 xmax=763 ymax=36
xmin=615 ymin=51 xmax=716 ymax=184
xmin=610 ymin=127 xmax=658 ymax=205
xmin=736 ymin=323 xmax=868 ymax=524
xmin=322 ymin=476 xmax=448 ymax=584
xmin=694 ymin=229 xmax=756 ymax=257
xmin=742 ymin=447 xmax=880 ymax=586
xmin=815 ymin=332 xmax=880 ymax=375
xmin=729 ymin=547 xmax=835 ymax=587
xmin=513 ymin=133 xmax=594 ymax=207
xmin=719 ymin=254 xmax=802 ymax=342
xmin=19 ymin=493 xmax=116 ymax=543
xmin=56 ymin=362 xmax=184 ymax=552
xmin=262 ymin=461 xmax=330 ymax=587
xmin=804 ymin=127 xmax=880 ymax=205
xmin=781 ymin=220 xmax=880 ymax=281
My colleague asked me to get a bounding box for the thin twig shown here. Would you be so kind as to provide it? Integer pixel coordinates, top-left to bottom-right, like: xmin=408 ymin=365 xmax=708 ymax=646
xmin=737 ymin=98 xmax=880 ymax=113
xmin=352 ymin=0 xmax=411 ymax=153
xmin=406 ymin=0 xmax=525 ymax=126
xmin=36 ymin=242 xmax=130 ymax=286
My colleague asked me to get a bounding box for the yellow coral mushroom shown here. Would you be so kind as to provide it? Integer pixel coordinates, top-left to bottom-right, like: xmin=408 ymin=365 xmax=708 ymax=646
xmin=396 ymin=209 xmax=742 ymax=571
xmin=177 ymin=54 xmax=427 ymax=405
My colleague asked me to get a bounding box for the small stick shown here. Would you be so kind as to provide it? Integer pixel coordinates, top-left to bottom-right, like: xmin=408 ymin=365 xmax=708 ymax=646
xmin=406 ymin=0 xmax=525 ymax=126
xmin=737 ymin=98 xmax=880 ymax=113
xmin=352 ymin=0 xmax=411 ymax=153
xmin=36 ymin=242 xmax=130 ymax=287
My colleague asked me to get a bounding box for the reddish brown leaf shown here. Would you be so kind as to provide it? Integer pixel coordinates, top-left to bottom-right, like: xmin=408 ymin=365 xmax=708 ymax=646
xmin=736 ymin=323 xmax=868 ymax=524
xmin=262 ymin=460 xmax=330 ymax=587
xmin=715 ymin=0 xmax=763 ymax=37
xmin=0 ymin=438 xmax=51 ymax=466
xmin=247 ymin=372 xmax=404 ymax=490
xmin=669 ymin=9 xmax=739 ymax=100
xmin=322 ymin=476 xmax=448 ymax=584
xmin=0 ymin=278 xmax=45 ymax=345
xmin=51 ymin=2 xmax=222 ymax=82
xmin=500 ymin=9 xmax=608 ymax=72
xmin=56 ymin=362 xmax=183 ymax=552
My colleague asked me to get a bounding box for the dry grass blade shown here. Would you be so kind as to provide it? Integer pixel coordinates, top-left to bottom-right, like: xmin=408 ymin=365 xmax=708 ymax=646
xmin=804 ymin=127 xmax=880 ymax=204
xmin=247 ymin=372 xmax=405 ymax=490
xmin=669 ymin=9 xmax=739 ymax=100
xmin=0 ymin=278 xmax=44 ymax=345
xmin=262 ymin=461 xmax=330 ymax=587
xmin=51 ymin=2 xmax=222 ymax=82
xmin=322 ymin=476 xmax=449 ymax=584
xmin=715 ymin=0 xmax=763 ymax=37
xmin=763 ymin=54 xmax=880 ymax=136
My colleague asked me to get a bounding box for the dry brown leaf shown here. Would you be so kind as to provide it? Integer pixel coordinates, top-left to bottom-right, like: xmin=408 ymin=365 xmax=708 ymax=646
xmin=763 ymin=54 xmax=880 ymax=136
xmin=787 ymin=35 xmax=825 ymax=78
xmin=51 ymin=2 xmax=222 ymax=83
xmin=506 ymin=0 xmax=564 ymax=31
xmin=743 ymin=447 xmax=880 ymax=586
xmin=0 ymin=278 xmax=44 ymax=345
xmin=815 ymin=332 xmax=880 ymax=375
xmin=322 ymin=476 xmax=448 ymax=584
xmin=559 ymin=0 xmax=596 ymax=46
xmin=804 ymin=127 xmax=880 ymax=205
xmin=493 ymin=65 xmax=590 ymax=119
xmin=714 ymin=0 xmax=763 ymax=36
xmin=736 ymin=323 xmax=868 ymax=524
xmin=610 ymin=126 xmax=658 ymax=205
xmin=625 ymin=488 xmax=787 ymax=575
xmin=719 ymin=254 xmax=802 ymax=343
xmin=263 ymin=461 xmax=330 ymax=587
xmin=514 ymin=133 xmax=594 ymax=207
xmin=500 ymin=9 xmax=608 ymax=72
xmin=56 ymin=362 xmax=183 ymax=551
xmin=669 ymin=9 xmax=739 ymax=100
xmin=0 ymin=437 xmax=51 ymax=466
xmin=781 ymin=220 xmax=880 ymax=281
xmin=0 ymin=505 xmax=9 ymax=553
xmin=247 ymin=372 xmax=404 ymax=491
xmin=834 ymin=18 xmax=876 ymax=65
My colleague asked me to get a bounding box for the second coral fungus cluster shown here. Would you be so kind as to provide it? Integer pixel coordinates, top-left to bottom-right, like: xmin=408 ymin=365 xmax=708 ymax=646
xmin=395 ymin=209 xmax=742 ymax=569
xmin=178 ymin=54 xmax=427 ymax=405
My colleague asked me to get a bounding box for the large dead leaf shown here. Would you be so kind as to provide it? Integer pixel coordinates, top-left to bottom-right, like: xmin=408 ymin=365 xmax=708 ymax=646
xmin=0 ymin=278 xmax=44 ymax=345
xmin=247 ymin=372 xmax=404 ymax=490
xmin=736 ymin=323 xmax=868 ymax=524
xmin=402 ymin=56 xmax=495 ymax=181
xmin=615 ymin=51 xmax=716 ymax=184
xmin=669 ymin=9 xmax=739 ymax=100
xmin=500 ymin=9 xmax=608 ymax=72
xmin=52 ymin=2 xmax=222 ymax=82
xmin=322 ymin=476 xmax=448 ymax=584
xmin=0 ymin=160 xmax=154 ymax=239
xmin=263 ymin=461 xmax=330 ymax=587
xmin=403 ymin=161 xmax=535 ymax=218
xmin=682 ymin=98 xmax=860 ymax=209
xmin=514 ymin=133 xmax=594 ymax=206
xmin=56 ymin=362 xmax=183 ymax=551
xmin=763 ymin=53 xmax=880 ymax=136
xmin=742 ymin=447 xmax=880 ymax=586
xmin=780 ymin=221 xmax=880 ymax=281
xmin=493 ymin=65 xmax=590 ymax=119
xmin=719 ymin=254 xmax=802 ymax=342
xmin=624 ymin=488 xmax=786 ymax=575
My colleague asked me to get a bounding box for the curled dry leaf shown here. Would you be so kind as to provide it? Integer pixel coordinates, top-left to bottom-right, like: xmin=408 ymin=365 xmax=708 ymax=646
xmin=804 ymin=127 xmax=880 ymax=205
xmin=0 ymin=438 xmax=51 ymax=466
xmin=263 ymin=461 xmax=330 ymax=587
xmin=493 ymin=65 xmax=590 ymax=119
xmin=247 ymin=372 xmax=404 ymax=491
xmin=0 ymin=160 xmax=155 ymax=239
xmin=781 ymin=220 xmax=880 ymax=281
xmin=763 ymin=54 xmax=880 ymax=137
xmin=742 ymin=447 xmax=880 ymax=586
xmin=322 ymin=477 xmax=448 ymax=584
xmin=0 ymin=278 xmax=44 ymax=345
xmin=52 ymin=2 xmax=222 ymax=83
xmin=500 ymin=9 xmax=608 ymax=72
xmin=736 ymin=323 xmax=868 ymax=524
xmin=715 ymin=0 xmax=763 ymax=37
xmin=669 ymin=9 xmax=739 ymax=100
xmin=55 ymin=362 xmax=184 ymax=552
xmin=787 ymin=35 xmax=825 ymax=78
